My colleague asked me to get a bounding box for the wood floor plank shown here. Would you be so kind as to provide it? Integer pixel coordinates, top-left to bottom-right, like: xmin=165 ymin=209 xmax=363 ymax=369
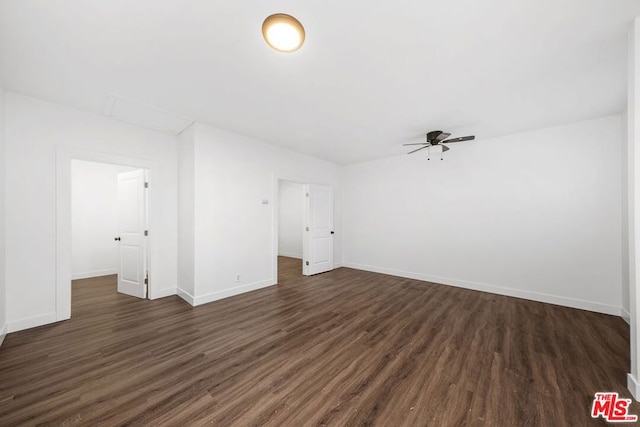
xmin=0 ymin=257 xmax=637 ymax=426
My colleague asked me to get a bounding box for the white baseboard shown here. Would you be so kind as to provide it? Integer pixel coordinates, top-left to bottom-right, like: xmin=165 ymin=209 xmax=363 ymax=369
xmin=150 ymin=287 xmax=177 ymax=300
xmin=342 ymin=262 xmax=622 ymax=316
xmin=621 ymin=308 xmax=631 ymax=325
xmin=72 ymin=268 xmax=117 ymax=280
xmin=334 ymin=262 xmax=343 ymax=269
xmin=629 ymin=374 xmax=640 ymax=401
xmin=7 ymin=312 xmax=57 ymax=333
xmin=0 ymin=323 xmax=7 ymax=347
xmin=176 ymin=288 xmax=195 ymax=306
xmin=278 ymin=252 xmax=302 ymax=259
xmin=193 ymin=279 xmax=276 ymax=307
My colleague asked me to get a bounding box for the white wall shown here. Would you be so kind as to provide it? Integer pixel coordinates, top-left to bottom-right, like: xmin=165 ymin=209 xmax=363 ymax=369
xmin=177 ymin=122 xmax=342 ymax=306
xmin=622 ymin=110 xmax=630 ymax=323
xmin=627 ymin=17 xmax=640 ymax=401
xmin=0 ymin=88 xmax=6 ymax=345
xmin=177 ymin=123 xmax=195 ymax=296
xmin=278 ymin=180 xmax=304 ymax=259
xmin=71 ymin=160 xmax=137 ymax=279
xmin=5 ymin=93 xmax=178 ymax=332
xmin=343 ymin=115 xmax=623 ymax=316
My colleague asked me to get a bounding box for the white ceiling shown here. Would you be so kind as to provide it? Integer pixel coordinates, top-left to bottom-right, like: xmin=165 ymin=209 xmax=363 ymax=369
xmin=1 ymin=0 xmax=640 ymax=164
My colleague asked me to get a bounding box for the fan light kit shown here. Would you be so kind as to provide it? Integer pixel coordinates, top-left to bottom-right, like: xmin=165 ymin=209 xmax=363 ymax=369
xmin=262 ymin=14 xmax=305 ymax=52
xmin=404 ymin=130 xmax=475 ymax=160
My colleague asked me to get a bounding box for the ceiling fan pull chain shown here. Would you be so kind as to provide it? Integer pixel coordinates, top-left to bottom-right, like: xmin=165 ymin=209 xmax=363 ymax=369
xmin=427 ymin=147 xmax=430 ymax=161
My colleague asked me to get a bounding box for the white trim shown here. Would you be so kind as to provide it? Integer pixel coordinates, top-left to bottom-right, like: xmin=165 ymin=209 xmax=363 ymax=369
xmin=271 ymin=174 xmax=279 ymax=284
xmin=176 ymin=288 xmax=195 ymax=306
xmin=56 ymin=147 xmax=161 ymax=323
xmin=72 ymin=268 xmax=118 ymax=280
xmin=629 ymin=374 xmax=640 ymax=401
xmin=622 ymin=308 xmax=631 ymax=325
xmin=0 ymin=324 xmax=7 ymax=347
xmin=7 ymin=313 xmax=57 ymax=333
xmin=150 ymin=287 xmax=177 ymax=300
xmin=192 ymin=279 xmax=275 ymax=307
xmin=278 ymin=251 xmax=302 ymax=259
xmin=333 ymin=262 xmax=343 ymax=269
xmin=343 ymin=262 xmax=622 ymax=316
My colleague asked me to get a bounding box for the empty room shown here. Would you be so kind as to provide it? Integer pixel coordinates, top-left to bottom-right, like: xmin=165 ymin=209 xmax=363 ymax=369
xmin=1 ymin=0 xmax=640 ymax=425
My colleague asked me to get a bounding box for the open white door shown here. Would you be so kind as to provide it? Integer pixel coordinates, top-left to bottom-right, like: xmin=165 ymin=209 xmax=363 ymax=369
xmin=303 ymin=184 xmax=334 ymax=276
xmin=116 ymin=169 xmax=147 ymax=298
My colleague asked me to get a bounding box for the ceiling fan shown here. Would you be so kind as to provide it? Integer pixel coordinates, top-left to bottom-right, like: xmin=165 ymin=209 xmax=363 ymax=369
xmin=404 ymin=130 xmax=475 ymax=159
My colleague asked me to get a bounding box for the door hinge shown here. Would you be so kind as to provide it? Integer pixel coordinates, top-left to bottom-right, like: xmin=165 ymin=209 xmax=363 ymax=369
xmin=306 ymin=192 xmax=309 ymax=197
xmin=305 ymin=227 xmax=309 ymax=231
xmin=144 ymin=182 xmax=149 ymax=188
xmin=144 ymin=276 xmax=148 ymax=285
xmin=144 ymin=230 xmax=148 ymax=236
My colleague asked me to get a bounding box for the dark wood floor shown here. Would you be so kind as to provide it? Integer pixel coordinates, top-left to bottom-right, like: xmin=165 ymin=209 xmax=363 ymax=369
xmin=0 ymin=257 xmax=637 ymax=426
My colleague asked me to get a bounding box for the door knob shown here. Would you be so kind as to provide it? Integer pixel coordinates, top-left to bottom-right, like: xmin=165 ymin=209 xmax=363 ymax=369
xmin=114 ymin=237 xmax=121 ymax=241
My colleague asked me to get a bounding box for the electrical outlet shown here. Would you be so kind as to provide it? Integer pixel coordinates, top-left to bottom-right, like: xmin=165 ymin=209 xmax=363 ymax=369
xmin=235 ymin=274 xmax=241 ymax=282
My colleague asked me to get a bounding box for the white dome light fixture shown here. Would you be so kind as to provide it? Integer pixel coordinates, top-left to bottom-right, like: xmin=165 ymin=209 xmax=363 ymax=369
xmin=262 ymin=14 xmax=305 ymax=53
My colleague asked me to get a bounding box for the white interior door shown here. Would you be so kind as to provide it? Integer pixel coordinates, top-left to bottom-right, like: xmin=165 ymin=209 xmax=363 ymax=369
xmin=303 ymin=184 xmax=334 ymax=275
xmin=116 ymin=169 xmax=147 ymax=298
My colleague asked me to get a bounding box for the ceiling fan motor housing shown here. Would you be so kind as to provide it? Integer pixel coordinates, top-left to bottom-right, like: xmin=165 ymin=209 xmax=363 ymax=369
xmin=427 ymin=130 xmax=442 ymax=142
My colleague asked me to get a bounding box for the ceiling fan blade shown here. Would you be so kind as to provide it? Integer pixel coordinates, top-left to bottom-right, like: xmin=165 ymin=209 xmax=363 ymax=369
xmin=402 ymin=143 xmax=429 ymax=146
xmin=441 ymin=144 xmax=450 ymax=152
xmin=407 ymin=145 xmax=431 ymax=154
xmin=432 ymin=132 xmax=451 ymax=144
xmin=442 ymin=135 xmax=475 ymax=144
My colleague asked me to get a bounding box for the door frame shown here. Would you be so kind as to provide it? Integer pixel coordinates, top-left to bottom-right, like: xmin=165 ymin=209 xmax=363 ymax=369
xmin=55 ymin=147 xmax=160 ymax=321
xmin=272 ymin=175 xmax=335 ymax=282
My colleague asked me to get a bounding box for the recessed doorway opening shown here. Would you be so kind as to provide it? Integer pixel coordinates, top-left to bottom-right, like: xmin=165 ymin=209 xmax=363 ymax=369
xmin=56 ymin=147 xmax=161 ymax=322
xmin=277 ymin=180 xmax=305 ymax=278
xmin=274 ymin=178 xmax=335 ymax=283
xmin=71 ymin=160 xmax=149 ymax=312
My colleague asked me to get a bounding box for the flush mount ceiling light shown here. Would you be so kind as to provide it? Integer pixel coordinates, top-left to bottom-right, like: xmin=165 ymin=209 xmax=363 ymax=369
xmin=262 ymin=13 xmax=305 ymax=52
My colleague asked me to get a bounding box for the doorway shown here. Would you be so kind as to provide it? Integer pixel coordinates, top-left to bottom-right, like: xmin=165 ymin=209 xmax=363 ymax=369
xmin=71 ymin=160 xmax=149 ymax=305
xmin=278 ymin=180 xmax=304 ymax=274
xmin=278 ymin=180 xmax=305 ymax=278
xmin=275 ymin=178 xmax=335 ymax=282
xmin=56 ymin=147 xmax=160 ymax=322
